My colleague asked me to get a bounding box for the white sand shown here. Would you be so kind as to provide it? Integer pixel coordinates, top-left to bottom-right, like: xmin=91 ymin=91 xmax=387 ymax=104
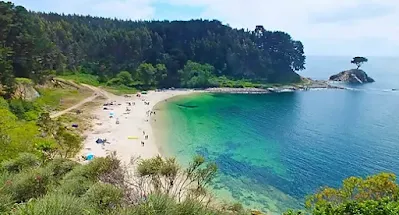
xmin=81 ymin=90 xmax=196 ymax=164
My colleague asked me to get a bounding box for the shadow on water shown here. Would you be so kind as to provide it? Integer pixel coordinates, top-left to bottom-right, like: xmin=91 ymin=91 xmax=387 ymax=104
xmin=176 ymin=103 xmax=199 ymax=109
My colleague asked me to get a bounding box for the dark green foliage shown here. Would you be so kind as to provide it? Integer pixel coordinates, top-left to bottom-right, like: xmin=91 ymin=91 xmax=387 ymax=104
xmin=11 ymin=193 xmax=93 ymax=215
xmin=286 ymin=173 xmax=399 ymax=215
xmin=0 ymin=97 xmax=9 ymax=109
xmin=0 ymin=2 xmax=305 ymax=94
xmin=1 ymin=153 xmax=40 ymax=173
xmin=9 ymin=99 xmax=36 ymax=120
xmin=179 ymin=61 xmax=214 ymax=88
xmin=45 ymin=158 xmax=78 ymax=180
xmin=0 ymin=153 xmax=249 ymax=215
xmin=351 ymin=56 xmax=368 ymax=69
xmin=4 ymin=167 xmax=52 ymax=202
xmin=0 ymin=193 xmax=14 ymax=213
xmin=58 ymin=176 xmax=94 ymax=197
xmin=84 ymin=182 xmax=123 ymax=212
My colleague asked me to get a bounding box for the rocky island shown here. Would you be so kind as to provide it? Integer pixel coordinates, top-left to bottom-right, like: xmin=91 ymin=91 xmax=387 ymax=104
xmin=329 ymin=56 xmax=375 ymax=84
xmin=329 ymin=69 xmax=375 ymax=84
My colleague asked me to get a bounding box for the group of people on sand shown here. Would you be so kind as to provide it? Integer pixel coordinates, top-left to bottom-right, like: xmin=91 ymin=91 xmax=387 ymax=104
xmin=141 ymin=131 xmax=147 ymax=147
xmin=146 ymin=110 xmax=156 ymax=117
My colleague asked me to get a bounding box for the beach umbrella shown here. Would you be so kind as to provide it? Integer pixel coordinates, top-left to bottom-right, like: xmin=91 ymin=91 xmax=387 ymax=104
xmin=86 ymin=152 xmax=94 ymax=161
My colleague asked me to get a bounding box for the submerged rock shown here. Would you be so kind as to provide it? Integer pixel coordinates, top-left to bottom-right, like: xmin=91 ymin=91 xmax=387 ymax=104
xmin=329 ymin=69 xmax=374 ymax=84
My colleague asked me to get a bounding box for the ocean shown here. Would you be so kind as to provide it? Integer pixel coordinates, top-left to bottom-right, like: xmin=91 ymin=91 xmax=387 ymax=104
xmin=154 ymin=56 xmax=399 ymax=214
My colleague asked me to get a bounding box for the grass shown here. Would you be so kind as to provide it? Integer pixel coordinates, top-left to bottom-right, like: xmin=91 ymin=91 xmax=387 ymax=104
xmin=58 ymin=73 xmax=138 ymax=95
xmin=103 ymin=85 xmax=138 ymax=95
xmin=58 ymin=73 xmax=100 ymax=86
xmin=34 ymin=88 xmax=92 ymax=112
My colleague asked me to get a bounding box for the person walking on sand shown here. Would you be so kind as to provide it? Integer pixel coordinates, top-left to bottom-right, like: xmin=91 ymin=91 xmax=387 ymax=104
xmin=141 ymin=141 xmax=145 ymax=147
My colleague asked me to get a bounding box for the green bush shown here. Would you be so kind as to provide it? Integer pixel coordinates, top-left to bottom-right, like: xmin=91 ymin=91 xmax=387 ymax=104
xmin=45 ymin=158 xmax=79 ymax=180
xmin=176 ymin=198 xmax=216 ymax=215
xmin=0 ymin=193 xmax=14 ymax=213
xmin=84 ymin=182 xmax=123 ymax=212
xmin=0 ymin=97 xmax=9 ymax=109
xmin=23 ymin=110 xmax=39 ymax=121
xmin=119 ymin=193 xmax=176 ymax=215
xmin=58 ymin=176 xmax=94 ymax=197
xmin=11 ymin=193 xmax=92 ymax=215
xmin=1 ymin=153 xmax=40 ymax=173
xmin=85 ymin=156 xmax=121 ymax=180
xmin=9 ymin=99 xmax=36 ymax=120
xmin=5 ymin=167 xmax=52 ymax=202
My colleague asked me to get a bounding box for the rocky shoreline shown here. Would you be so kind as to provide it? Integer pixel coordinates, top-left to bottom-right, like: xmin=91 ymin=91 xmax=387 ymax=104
xmin=204 ymin=80 xmax=345 ymax=94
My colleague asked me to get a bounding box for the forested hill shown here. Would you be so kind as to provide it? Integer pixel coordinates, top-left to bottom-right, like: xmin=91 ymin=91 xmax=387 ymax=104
xmin=0 ymin=1 xmax=305 ymax=96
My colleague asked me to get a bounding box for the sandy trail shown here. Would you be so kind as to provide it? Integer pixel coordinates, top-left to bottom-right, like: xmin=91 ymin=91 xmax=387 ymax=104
xmin=50 ymin=84 xmax=109 ymax=118
xmin=80 ymin=90 xmax=196 ymax=164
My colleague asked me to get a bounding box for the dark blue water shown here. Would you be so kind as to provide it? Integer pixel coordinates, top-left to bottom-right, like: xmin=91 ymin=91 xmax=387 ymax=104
xmin=161 ymin=56 xmax=399 ymax=214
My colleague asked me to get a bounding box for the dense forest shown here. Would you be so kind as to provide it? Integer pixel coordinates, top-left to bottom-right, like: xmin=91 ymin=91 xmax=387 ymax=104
xmin=0 ymin=1 xmax=305 ymax=97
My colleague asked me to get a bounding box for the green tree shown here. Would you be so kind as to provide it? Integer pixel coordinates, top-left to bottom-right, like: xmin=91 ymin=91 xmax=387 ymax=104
xmin=179 ymin=61 xmax=214 ymax=88
xmin=155 ymin=63 xmax=168 ymax=86
xmin=1 ymin=1 xmax=307 ymax=87
xmin=116 ymin=71 xmax=133 ymax=86
xmin=284 ymin=173 xmax=399 ymax=215
xmin=54 ymin=126 xmax=82 ymax=158
xmin=0 ymin=47 xmax=15 ymax=98
xmin=137 ymin=63 xmax=156 ymax=87
xmin=351 ymin=56 xmax=368 ymax=69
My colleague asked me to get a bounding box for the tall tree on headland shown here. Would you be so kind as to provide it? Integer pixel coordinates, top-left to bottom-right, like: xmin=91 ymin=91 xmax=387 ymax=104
xmin=351 ymin=57 xmax=368 ymax=69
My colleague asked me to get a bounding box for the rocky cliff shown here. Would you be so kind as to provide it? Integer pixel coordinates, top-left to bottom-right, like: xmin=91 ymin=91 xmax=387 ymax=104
xmin=329 ymin=69 xmax=374 ymax=84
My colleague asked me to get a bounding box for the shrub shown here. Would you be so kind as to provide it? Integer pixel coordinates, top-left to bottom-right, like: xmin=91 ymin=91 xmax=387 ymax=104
xmin=118 ymin=193 xmax=176 ymax=215
xmin=58 ymin=176 xmax=94 ymax=197
xmin=11 ymin=193 xmax=92 ymax=215
xmin=84 ymin=182 xmax=123 ymax=212
xmin=5 ymin=167 xmax=52 ymax=202
xmin=45 ymin=158 xmax=79 ymax=180
xmin=23 ymin=110 xmax=39 ymax=121
xmin=0 ymin=97 xmax=9 ymax=109
xmin=85 ymin=156 xmax=121 ymax=180
xmin=0 ymin=193 xmax=14 ymax=213
xmin=1 ymin=153 xmax=40 ymax=173
xmin=9 ymin=99 xmax=35 ymax=120
xmin=175 ymin=198 xmax=217 ymax=215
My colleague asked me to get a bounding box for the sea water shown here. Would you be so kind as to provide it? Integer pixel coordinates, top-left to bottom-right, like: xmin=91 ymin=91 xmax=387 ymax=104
xmin=155 ymin=56 xmax=399 ymax=213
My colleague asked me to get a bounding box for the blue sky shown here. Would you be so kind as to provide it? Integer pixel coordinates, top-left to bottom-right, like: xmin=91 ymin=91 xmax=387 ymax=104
xmin=9 ymin=0 xmax=399 ymax=56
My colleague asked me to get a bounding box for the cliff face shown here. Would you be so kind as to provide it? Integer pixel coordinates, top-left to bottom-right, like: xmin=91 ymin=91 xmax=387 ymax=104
xmin=13 ymin=78 xmax=40 ymax=101
xmin=329 ymin=69 xmax=375 ymax=84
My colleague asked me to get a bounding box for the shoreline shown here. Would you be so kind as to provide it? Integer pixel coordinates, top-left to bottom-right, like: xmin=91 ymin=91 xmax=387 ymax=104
xmin=80 ymin=79 xmax=344 ymax=164
xmin=80 ymin=89 xmax=198 ymax=164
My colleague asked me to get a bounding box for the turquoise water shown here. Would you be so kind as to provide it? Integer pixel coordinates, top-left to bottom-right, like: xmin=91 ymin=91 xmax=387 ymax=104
xmin=157 ymin=56 xmax=399 ymax=214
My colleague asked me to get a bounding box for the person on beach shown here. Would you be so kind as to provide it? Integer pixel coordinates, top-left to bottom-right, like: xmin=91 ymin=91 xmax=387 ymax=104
xmin=143 ymin=131 xmax=145 ymax=135
xmin=141 ymin=141 xmax=145 ymax=147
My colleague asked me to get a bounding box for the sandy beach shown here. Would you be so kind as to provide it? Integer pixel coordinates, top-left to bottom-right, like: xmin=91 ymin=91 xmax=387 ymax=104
xmin=80 ymin=89 xmax=196 ymax=164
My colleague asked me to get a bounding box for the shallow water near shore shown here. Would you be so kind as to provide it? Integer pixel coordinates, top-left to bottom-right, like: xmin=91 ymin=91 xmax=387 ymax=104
xmin=154 ymin=56 xmax=399 ymax=213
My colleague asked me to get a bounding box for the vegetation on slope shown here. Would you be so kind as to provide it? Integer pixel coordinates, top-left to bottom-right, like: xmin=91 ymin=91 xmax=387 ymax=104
xmin=0 ymin=1 xmax=305 ymax=98
xmin=0 ymin=153 xmax=250 ymax=215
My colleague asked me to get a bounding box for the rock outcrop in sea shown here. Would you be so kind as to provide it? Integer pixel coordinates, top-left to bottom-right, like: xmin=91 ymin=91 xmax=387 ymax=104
xmin=329 ymin=69 xmax=375 ymax=84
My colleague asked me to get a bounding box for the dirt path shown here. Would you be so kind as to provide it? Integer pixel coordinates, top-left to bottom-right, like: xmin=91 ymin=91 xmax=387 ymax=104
xmin=50 ymin=84 xmax=110 ymax=119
